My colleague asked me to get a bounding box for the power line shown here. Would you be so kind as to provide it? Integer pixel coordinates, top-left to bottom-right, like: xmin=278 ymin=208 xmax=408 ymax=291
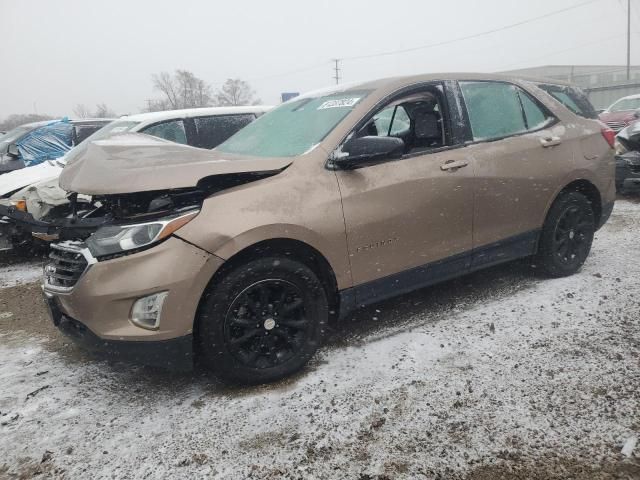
xmin=342 ymin=0 xmax=602 ymax=62
xmin=247 ymin=60 xmax=329 ymax=82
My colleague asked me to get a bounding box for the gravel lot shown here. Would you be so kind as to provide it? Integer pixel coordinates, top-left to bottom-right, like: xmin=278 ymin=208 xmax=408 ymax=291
xmin=0 ymin=199 xmax=639 ymax=480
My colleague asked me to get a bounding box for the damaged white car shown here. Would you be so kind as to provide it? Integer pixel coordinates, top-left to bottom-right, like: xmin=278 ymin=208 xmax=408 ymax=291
xmin=0 ymin=106 xmax=270 ymax=250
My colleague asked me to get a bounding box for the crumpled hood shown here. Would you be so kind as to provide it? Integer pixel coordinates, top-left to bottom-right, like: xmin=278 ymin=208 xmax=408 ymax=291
xmin=59 ymin=133 xmax=293 ymax=195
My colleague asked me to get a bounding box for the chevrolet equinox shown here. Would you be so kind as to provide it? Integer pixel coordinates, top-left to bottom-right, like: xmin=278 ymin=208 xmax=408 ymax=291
xmin=43 ymin=73 xmax=616 ymax=383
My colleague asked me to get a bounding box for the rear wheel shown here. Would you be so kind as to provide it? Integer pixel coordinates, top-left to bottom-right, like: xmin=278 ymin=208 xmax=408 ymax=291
xmin=535 ymin=191 xmax=595 ymax=277
xmin=197 ymin=257 xmax=328 ymax=384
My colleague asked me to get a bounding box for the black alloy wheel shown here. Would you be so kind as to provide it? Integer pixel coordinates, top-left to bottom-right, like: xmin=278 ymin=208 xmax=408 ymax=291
xmin=224 ymin=279 xmax=310 ymax=369
xmin=197 ymin=256 xmax=328 ymax=384
xmin=535 ymin=191 xmax=595 ymax=277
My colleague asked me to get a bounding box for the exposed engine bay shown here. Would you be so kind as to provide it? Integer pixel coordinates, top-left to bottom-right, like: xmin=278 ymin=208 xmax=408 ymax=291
xmin=0 ymin=170 xmax=283 ymax=245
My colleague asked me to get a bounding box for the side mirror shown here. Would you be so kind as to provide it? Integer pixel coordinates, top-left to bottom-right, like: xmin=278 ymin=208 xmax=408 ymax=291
xmin=6 ymin=144 xmax=19 ymax=158
xmin=633 ymin=109 xmax=640 ymax=119
xmin=333 ymin=136 xmax=404 ymax=169
xmin=596 ymin=109 xmax=606 ymax=115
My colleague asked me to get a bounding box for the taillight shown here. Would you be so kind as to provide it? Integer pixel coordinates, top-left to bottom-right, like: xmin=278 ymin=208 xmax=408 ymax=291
xmin=601 ymin=126 xmax=616 ymax=148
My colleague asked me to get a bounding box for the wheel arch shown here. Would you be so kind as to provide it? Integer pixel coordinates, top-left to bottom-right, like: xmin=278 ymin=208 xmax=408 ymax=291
xmin=195 ymin=237 xmax=341 ymax=341
xmin=545 ymin=178 xmax=602 ymax=227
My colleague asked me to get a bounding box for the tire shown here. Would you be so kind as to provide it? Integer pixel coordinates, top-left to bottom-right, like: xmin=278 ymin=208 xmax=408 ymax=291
xmin=534 ymin=191 xmax=595 ymax=278
xmin=196 ymin=256 xmax=328 ymax=384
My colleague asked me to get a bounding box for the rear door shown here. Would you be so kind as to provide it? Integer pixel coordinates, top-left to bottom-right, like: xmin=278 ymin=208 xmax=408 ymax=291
xmin=457 ymin=80 xmax=574 ymax=268
xmin=335 ymin=82 xmax=474 ymax=300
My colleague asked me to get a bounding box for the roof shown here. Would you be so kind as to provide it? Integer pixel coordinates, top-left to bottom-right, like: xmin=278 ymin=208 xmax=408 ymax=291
xmin=120 ymin=106 xmax=273 ymax=124
xmin=298 ymin=72 xmax=575 ymax=98
xmin=613 ymin=93 xmax=640 ymax=101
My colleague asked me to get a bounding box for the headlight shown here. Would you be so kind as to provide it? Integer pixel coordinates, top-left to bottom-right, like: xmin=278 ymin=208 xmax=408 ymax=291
xmin=614 ymin=139 xmax=628 ymax=155
xmin=86 ymin=210 xmax=199 ymax=257
xmin=10 ymin=199 xmax=27 ymax=212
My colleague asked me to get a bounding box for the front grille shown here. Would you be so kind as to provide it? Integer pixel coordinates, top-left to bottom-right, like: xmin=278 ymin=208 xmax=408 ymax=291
xmin=45 ymin=243 xmax=89 ymax=290
xmin=606 ymin=121 xmax=627 ymax=132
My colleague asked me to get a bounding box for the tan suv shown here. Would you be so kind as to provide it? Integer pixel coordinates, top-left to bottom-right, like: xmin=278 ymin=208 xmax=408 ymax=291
xmin=44 ymin=73 xmax=616 ymax=383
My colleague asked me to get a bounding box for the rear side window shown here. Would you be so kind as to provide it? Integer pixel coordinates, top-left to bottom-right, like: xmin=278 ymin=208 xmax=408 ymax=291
xmin=194 ymin=114 xmax=255 ymax=149
xmin=142 ymin=120 xmax=188 ymax=144
xmin=518 ymin=90 xmax=554 ymax=130
xmin=460 ymin=81 xmax=554 ymax=141
xmin=536 ymin=84 xmax=598 ymax=119
xmin=460 ymin=82 xmax=526 ymax=140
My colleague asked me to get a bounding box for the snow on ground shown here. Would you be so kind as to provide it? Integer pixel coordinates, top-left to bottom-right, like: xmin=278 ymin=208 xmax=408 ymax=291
xmin=0 ymin=201 xmax=639 ymax=479
xmin=0 ymin=259 xmax=42 ymax=289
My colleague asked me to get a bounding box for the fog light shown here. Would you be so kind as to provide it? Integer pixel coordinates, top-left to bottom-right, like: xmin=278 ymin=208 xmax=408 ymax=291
xmin=130 ymin=292 xmax=168 ymax=330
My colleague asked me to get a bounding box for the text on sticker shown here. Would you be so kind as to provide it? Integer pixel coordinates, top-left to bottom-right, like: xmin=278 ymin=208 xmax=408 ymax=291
xmin=317 ymin=98 xmax=361 ymax=110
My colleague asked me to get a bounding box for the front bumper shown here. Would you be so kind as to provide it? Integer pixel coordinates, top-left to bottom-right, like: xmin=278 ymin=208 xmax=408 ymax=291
xmin=45 ymin=293 xmax=194 ymax=370
xmin=615 ymin=152 xmax=640 ymax=193
xmin=43 ymin=236 xmax=225 ymax=369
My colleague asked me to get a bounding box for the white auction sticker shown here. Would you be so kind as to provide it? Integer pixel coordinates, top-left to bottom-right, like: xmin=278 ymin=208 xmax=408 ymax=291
xmin=317 ymin=97 xmax=361 ymax=110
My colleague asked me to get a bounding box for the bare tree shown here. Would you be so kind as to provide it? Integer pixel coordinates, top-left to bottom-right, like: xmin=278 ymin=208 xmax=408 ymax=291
xmin=94 ymin=103 xmax=117 ymax=118
xmin=214 ymin=78 xmax=260 ymax=106
xmin=149 ymin=70 xmax=213 ymax=111
xmin=73 ymin=104 xmax=92 ymax=118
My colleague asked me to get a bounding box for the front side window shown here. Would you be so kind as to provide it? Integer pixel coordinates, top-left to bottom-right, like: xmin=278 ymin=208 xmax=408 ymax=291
xmin=141 ymin=119 xmax=187 ymax=144
xmin=216 ymin=90 xmax=371 ymax=157
xmin=353 ymin=86 xmax=449 ymax=155
xmin=372 ymin=106 xmax=411 ymax=137
xmin=461 ymin=82 xmax=553 ymax=141
xmin=194 ymin=114 xmax=255 ymax=150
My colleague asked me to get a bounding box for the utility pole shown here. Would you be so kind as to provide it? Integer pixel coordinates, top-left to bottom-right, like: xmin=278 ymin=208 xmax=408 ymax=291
xmin=332 ymin=59 xmax=341 ymax=85
xmin=627 ymin=0 xmax=631 ymax=81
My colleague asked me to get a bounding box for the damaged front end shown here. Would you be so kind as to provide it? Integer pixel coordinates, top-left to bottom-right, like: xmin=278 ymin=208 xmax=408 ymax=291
xmin=615 ymin=123 xmax=640 ymax=193
xmin=2 ymin=171 xmax=283 ymax=254
xmin=1 ymin=133 xmax=292 ymax=252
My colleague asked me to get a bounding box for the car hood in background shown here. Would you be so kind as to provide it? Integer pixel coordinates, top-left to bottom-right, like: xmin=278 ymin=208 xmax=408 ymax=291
xmin=59 ymin=133 xmax=294 ymax=195
xmin=0 ymin=160 xmax=63 ymax=197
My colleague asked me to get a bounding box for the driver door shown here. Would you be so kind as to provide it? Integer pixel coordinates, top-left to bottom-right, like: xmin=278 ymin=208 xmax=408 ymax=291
xmin=334 ymin=84 xmax=474 ymax=303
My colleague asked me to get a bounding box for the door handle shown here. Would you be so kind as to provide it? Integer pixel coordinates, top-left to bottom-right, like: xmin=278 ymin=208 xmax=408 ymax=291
xmin=440 ymin=159 xmax=469 ymax=171
xmin=540 ymin=136 xmax=562 ymax=147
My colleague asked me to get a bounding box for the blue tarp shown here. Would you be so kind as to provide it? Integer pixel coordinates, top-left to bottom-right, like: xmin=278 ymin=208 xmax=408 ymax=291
xmin=16 ymin=118 xmax=73 ymax=167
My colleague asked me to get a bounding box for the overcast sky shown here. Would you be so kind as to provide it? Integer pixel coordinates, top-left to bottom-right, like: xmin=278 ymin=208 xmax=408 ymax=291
xmin=0 ymin=0 xmax=636 ymax=118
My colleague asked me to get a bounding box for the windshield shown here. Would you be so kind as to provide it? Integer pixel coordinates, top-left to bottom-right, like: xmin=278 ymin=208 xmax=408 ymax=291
xmin=609 ymin=97 xmax=640 ymax=112
xmin=216 ymin=91 xmax=370 ymax=157
xmin=0 ymin=124 xmax=36 ymax=151
xmin=84 ymin=120 xmax=140 ymax=141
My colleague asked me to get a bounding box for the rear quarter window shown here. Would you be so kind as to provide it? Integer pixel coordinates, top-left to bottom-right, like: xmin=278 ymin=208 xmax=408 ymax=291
xmin=536 ymin=83 xmax=598 ymax=119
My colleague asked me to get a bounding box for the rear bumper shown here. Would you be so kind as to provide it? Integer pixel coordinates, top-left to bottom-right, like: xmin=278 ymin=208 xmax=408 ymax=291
xmin=45 ymin=293 xmax=193 ymax=370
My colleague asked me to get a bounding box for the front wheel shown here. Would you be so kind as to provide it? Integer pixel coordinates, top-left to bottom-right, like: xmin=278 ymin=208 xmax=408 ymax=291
xmin=196 ymin=257 xmax=328 ymax=384
xmin=534 ymin=191 xmax=595 ymax=277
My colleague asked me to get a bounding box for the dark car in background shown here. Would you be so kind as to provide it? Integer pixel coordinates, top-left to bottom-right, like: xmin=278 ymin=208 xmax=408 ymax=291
xmin=0 ymin=118 xmax=112 ymax=175
xmin=615 ymin=122 xmax=640 ymax=193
